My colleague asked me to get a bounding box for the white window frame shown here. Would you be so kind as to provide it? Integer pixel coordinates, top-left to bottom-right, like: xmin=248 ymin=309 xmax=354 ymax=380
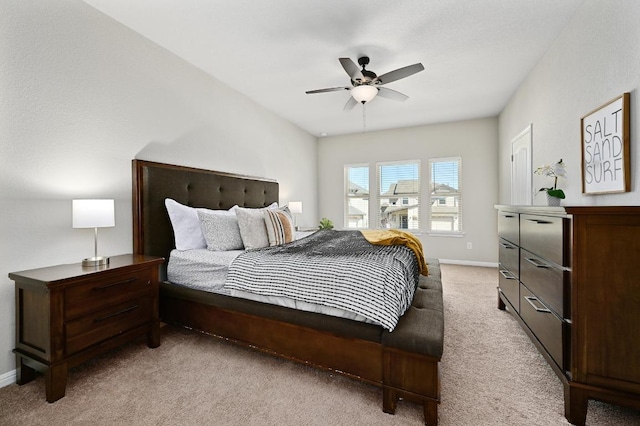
xmin=427 ymin=157 xmax=463 ymax=236
xmin=344 ymin=163 xmax=370 ymax=229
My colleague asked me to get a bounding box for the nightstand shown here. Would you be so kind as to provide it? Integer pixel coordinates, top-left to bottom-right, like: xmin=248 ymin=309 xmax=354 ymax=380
xmin=295 ymin=228 xmax=318 ymax=240
xmin=9 ymin=254 xmax=164 ymax=402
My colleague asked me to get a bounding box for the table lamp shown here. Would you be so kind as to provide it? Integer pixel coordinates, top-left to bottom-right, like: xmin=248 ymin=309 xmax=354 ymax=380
xmin=72 ymin=199 xmax=115 ymax=267
xmin=288 ymin=201 xmax=302 ymax=230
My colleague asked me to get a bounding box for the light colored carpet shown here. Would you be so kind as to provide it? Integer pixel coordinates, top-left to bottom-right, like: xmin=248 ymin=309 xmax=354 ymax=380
xmin=1 ymin=264 xmax=639 ymax=425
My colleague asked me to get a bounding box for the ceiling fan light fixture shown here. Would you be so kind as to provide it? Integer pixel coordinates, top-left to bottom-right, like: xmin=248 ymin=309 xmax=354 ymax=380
xmin=350 ymin=85 xmax=378 ymax=104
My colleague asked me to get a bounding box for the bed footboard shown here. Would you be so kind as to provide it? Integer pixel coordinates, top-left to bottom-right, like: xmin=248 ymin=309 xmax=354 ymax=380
xmin=382 ymin=260 xmax=444 ymax=425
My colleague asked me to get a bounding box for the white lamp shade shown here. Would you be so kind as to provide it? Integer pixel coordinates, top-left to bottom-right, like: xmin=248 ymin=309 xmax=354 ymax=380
xmin=350 ymin=85 xmax=378 ymax=103
xmin=288 ymin=201 xmax=303 ymax=214
xmin=72 ymin=199 xmax=115 ymax=228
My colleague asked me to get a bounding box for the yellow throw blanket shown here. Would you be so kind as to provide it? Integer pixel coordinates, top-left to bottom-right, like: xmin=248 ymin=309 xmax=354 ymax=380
xmin=360 ymin=229 xmax=429 ymax=276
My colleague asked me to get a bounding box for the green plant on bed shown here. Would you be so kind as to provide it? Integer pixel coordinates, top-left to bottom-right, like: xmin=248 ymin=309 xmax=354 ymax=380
xmin=318 ymin=217 xmax=334 ymax=230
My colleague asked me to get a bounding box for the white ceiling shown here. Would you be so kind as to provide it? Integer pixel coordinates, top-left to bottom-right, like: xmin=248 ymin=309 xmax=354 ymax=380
xmin=83 ymin=0 xmax=584 ymax=137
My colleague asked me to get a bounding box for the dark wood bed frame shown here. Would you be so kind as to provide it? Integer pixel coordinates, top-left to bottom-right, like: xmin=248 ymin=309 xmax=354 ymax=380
xmin=132 ymin=159 xmax=441 ymax=425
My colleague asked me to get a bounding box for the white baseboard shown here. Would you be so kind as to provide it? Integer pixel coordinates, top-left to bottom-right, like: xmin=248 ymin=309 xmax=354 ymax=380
xmin=0 ymin=369 xmax=16 ymax=388
xmin=438 ymin=259 xmax=498 ymax=268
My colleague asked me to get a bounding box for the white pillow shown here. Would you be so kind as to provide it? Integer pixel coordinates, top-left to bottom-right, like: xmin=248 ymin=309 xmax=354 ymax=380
xmin=165 ymin=199 xmax=208 ymax=250
xmin=198 ymin=210 xmax=244 ymax=251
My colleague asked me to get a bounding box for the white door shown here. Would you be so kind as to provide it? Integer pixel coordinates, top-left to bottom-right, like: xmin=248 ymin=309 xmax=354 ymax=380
xmin=511 ymin=124 xmax=532 ymax=205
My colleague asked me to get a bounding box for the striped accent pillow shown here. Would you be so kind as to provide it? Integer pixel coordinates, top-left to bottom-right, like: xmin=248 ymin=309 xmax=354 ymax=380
xmin=264 ymin=207 xmax=295 ymax=246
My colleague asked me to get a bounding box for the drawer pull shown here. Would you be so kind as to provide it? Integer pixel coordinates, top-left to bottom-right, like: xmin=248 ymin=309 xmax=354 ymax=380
xmin=501 ymin=214 xmax=516 ymax=218
xmin=94 ymin=305 xmax=139 ymax=323
xmin=499 ymin=270 xmax=517 ymax=280
xmin=499 ymin=242 xmax=516 ymax=249
xmin=93 ymin=278 xmax=137 ymax=291
xmin=524 ymin=257 xmax=550 ymax=269
xmin=524 ymin=296 xmax=551 ymax=313
xmin=524 ymin=218 xmax=553 ymax=225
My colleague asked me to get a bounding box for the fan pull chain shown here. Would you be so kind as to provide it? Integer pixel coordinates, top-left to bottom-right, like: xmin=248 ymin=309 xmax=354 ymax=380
xmin=362 ymin=103 xmax=366 ymax=133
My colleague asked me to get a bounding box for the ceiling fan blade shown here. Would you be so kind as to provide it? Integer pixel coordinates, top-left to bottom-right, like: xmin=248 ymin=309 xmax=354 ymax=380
xmin=343 ymin=96 xmax=358 ymax=111
xmin=339 ymin=58 xmax=364 ymax=82
xmin=375 ymin=63 xmax=425 ymax=85
xmin=306 ymin=86 xmax=350 ymax=94
xmin=377 ymin=87 xmax=409 ymax=102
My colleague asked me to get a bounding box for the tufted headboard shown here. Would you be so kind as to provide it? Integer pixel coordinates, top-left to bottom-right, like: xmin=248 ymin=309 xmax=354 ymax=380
xmin=132 ymin=160 xmax=279 ymax=263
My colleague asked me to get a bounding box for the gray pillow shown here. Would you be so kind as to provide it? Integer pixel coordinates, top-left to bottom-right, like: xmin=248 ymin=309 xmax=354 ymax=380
xmin=198 ymin=210 xmax=244 ymax=251
xmin=235 ymin=207 xmax=270 ymax=250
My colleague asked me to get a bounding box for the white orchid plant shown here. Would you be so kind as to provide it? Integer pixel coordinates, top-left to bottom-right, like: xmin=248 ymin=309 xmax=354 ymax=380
xmin=534 ymin=159 xmax=566 ymax=199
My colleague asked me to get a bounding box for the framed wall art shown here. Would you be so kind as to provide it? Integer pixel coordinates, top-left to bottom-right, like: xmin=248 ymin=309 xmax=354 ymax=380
xmin=581 ymin=92 xmax=630 ymax=194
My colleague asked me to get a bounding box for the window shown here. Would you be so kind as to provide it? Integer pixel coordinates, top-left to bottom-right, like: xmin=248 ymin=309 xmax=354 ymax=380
xmin=344 ymin=165 xmax=369 ymax=229
xmin=428 ymin=157 xmax=462 ymax=232
xmin=345 ymin=159 xmax=461 ymax=233
xmin=377 ymin=161 xmax=420 ymax=230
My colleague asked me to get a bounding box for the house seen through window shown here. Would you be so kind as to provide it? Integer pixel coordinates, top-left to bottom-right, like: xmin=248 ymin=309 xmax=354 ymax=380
xmin=377 ymin=161 xmax=420 ymax=230
xmin=428 ymin=157 xmax=462 ymax=233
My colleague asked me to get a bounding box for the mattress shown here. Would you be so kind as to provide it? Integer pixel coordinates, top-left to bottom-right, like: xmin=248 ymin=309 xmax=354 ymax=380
xmin=167 ymin=249 xmax=242 ymax=293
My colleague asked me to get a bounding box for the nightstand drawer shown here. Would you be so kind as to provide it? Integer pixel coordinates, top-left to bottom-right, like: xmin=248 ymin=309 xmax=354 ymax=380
xmin=65 ymin=269 xmax=152 ymax=320
xmin=65 ymin=297 xmax=153 ymax=355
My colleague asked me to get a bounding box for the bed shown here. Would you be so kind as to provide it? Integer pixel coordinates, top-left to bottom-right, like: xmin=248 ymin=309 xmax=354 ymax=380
xmin=132 ymin=159 xmax=443 ymax=425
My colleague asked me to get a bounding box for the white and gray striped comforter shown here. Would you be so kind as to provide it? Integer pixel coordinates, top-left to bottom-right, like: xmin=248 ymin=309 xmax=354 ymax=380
xmin=224 ymin=230 xmax=420 ymax=331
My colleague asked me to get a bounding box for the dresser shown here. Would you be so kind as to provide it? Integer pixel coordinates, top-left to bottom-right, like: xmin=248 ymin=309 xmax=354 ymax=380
xmin=9 ymin=254 xmax=164 ymax=402
xmin=495 ymin=205 xmax=640 ymax=425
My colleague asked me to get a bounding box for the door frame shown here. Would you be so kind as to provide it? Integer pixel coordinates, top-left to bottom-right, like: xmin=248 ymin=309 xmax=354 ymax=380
xmin=511 ymin=124 xmax=533 ymax=205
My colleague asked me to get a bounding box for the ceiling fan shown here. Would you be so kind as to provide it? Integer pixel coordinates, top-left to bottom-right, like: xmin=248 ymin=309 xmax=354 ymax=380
xmin=306 ymin=56 xmax=425 ymax=110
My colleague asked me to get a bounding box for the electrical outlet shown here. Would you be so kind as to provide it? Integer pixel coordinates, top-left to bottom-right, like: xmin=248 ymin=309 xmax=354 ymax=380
xmin=466 ymin=242 xmax=472 ymax=250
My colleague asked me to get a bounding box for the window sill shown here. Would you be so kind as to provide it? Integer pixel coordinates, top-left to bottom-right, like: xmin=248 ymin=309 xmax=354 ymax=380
xmin=426 ymin=231 xmax=465 ymax=238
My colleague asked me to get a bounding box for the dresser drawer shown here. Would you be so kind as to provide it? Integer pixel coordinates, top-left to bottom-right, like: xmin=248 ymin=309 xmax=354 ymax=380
xmin=499 ymin=238 xmax=519 ymax=276
xmin=498 ymin=211 xmax=519 ymax=245
xmin=65 ymin=297 xmax=153 ymax=355
xmin=520 ymin=249 xmax=568 ymax=318
xmin=498 ymin=264 xmax=519 ymax=312
xmin=520 ymin=214 xmax=567 ymax=266
xmin=520 ymin=284 xmax=564 ymax=369
xmin=65 ymin=270 xmax=153 ymax=320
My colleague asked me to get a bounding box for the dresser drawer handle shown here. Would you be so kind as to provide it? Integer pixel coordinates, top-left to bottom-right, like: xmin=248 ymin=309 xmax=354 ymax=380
xmin=499 ymin=270 xmax=517 ymax=280
xmin=93 ymin=278 xmax=137 ymax=291
xmin=501 ymin=214 xmax=516 ymax=218
xmin=499 ymin=242 xmax=516 ymax=249
xmin=94 ymin=305 xmax=139 ymax=323
xmin=524 ymin=296 xmax=551 ymax=313
xmin=524 ymin=218 xmax=553 ymax=225
xmin=524 ymin=257 xmax=550 ymax=268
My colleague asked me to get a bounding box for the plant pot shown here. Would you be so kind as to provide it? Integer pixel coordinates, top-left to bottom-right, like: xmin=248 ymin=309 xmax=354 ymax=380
xmin=546 ymin=192 xmax=561 ymax=206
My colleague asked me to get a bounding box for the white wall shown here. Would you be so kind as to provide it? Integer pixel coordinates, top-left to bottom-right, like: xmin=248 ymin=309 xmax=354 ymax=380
xmin=318 ymin=117 xmax=499 ymax=264
xmin=0 ymin=0 xmax=316 ymax=380
xmin=499 ymin=1 xmax=640 ymax=205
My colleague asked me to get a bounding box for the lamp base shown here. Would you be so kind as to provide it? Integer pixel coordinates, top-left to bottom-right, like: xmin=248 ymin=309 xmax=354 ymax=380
xmin=82 ymin=256 xmax=110 ymax=267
